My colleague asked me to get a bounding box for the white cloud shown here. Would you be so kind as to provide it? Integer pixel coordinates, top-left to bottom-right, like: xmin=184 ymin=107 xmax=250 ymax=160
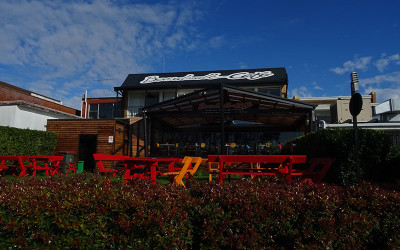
xmin=375 ymin=53 xmax=400 ymax=72
xmin=238 ymin=62 xmax=248 ymax=69
xmin=0 ymin=0 xmax=203 ymax=109
xmin=28 ymin=80 xmax=58 ymax=99
xmin=312 ymin=81 xmax=323 ymax=91
xmin=363 ymin=87 xmax=400 ymax=103
xmin=89 ymin=88 xmax=116 ymax=98
xmin=209 ymin=35 xmax=224 ymax=49
xmin=62 ymin=95 xmax=84 ymax=110
xmin=360 ymin=71 xmax=400 ymax=87
xmin=330 ymin=56 xmax=372 ymax=75
xmin=314 ymin=85 xmax=324 ymax=91
xmin=361 ymin=71 xmax=400 ymax=102
xmin=289 ymin=86 xmax=312 ymax=98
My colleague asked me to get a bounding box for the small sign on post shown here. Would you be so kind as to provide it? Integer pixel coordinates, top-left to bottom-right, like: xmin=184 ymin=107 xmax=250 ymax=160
xmin=349 ymin=93 xmax=363 ymax=117
xmin=108 ymin=136 xmax=114 ymax=143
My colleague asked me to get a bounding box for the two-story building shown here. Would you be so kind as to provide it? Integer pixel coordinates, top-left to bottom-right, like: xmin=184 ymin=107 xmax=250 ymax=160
xmin=114 ymin=68 xmax=315 ymax=156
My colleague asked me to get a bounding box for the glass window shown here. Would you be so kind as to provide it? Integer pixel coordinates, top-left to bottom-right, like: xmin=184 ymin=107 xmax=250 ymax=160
xmin=89 ymin=103 xmax=99 ymax=119
xmin=177 ymin=89 xmax=198 ymax=97
xmin=163 ymin=90 xmax=176 ymax=101
xmin=88 ymin=103 xmax=116 ymax=119
xmin=115 ymin=101 xmax=123 ymax=117
xmin=128 ymin=91 xmax=145 ymax=117
xmin=257 ymin=88 xmax=281 ymax=96
xmin=98 ymin=103 xmax=114 ymax=119
xmin=146 ymin=91 xmax=160 ymax=106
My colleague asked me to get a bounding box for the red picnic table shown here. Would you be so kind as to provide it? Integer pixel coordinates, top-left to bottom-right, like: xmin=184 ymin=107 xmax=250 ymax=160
xmin=208 ymin=155 xmax=307 ymax=183
xmin=0 ymin=155 xmax=72 ymax=177
xmin=93 ymin=154 xmax=181 ymax=184
xmin=122 ymin=157 xmax=181 ymax=184
xmin=0 ymin=156 xmax=30 ymax=177
xmin=28 ymin=155 xmax=65 ymax=177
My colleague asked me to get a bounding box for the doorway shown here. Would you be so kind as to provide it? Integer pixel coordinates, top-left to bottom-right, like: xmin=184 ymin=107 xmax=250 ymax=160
xmin=78 ymin=134 xmax=97 ymax=172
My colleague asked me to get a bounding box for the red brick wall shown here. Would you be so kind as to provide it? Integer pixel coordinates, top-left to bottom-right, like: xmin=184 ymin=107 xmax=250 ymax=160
xmin=0 ymin=81 xmax=79 ymax=115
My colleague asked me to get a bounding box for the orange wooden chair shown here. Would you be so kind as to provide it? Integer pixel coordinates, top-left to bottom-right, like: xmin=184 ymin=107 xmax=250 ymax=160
xmin=164 ymin=156 xmax=203 ymax=187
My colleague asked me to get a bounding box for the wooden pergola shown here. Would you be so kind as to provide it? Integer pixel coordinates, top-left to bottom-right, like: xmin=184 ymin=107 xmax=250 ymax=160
xmin=140 ymin=84 xmax=314 ymax=156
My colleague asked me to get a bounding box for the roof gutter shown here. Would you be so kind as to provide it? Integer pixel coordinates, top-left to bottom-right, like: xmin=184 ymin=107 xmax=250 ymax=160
xmin=324 ymin=122 xmax=400 ymax=130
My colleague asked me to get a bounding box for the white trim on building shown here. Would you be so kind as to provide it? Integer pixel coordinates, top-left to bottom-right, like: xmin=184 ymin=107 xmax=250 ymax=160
xmin=0 ymin=101 xmax=80 ymax=131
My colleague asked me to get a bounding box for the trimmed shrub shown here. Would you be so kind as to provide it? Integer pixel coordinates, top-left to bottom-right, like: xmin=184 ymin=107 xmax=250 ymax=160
xmin=0 ymin=176 xmax=399 ymax=249
xmin=0 ymin=126 xmax=57 ymax=156
xmin=293 ymin=128 xmax=392 ymax=184
xmin=384 ymin=144 xmax=400 ymax=182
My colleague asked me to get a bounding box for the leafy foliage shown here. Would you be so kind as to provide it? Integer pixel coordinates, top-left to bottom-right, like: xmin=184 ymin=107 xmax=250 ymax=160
xmin=293 ymin=128 xmax=392 ymax=184
xmin=0 ymin=126 xmax=57 ymax=156
xmin=0 ymin=176 xmax=399 ymax=248
xmin=384 ymin=144 xmax=400 ymax=182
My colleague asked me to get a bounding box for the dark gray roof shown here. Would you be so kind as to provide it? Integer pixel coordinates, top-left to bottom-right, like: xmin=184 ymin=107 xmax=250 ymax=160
xmin=116 ymin=68 xmax=288 ymax=90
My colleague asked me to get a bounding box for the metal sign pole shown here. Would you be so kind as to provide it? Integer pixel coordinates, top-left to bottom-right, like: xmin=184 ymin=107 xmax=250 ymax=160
xmin=350 ymin=72 xmax=361 ymax=181
xmin=220 ymin=83 xmax=225 ymax=155
xmin=143 ymin=111 xmax=148 ymax=157
xmin=353 ymin=112 xmax=360 ymax=180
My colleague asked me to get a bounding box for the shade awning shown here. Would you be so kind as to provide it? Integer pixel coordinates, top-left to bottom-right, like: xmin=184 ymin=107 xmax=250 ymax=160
xmin=141 ymin=85 xmax=314 ymax=130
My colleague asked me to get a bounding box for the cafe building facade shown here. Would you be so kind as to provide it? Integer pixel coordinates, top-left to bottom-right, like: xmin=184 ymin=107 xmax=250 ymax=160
xmin=114 ymin=68 xmax=315 ymax=157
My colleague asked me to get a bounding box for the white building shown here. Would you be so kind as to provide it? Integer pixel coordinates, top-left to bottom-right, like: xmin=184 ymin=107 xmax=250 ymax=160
xmin=0 ymin=101 xmax=80 ymax=131
xmin=0 ymin=81 xmax=80 ymax=131
xmin=295 ymin=93 xmax=400 ymax=145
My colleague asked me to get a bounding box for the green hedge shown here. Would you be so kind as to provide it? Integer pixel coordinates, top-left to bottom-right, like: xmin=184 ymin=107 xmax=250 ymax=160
xmin=385 ymin=144 xmax=400 ymax=182
xmin=0 ymin=126 xmax=57 ymax=156
xmin=0 ymin=176 xmax=399 ymax=248
xmin=293 ymin=128 xmax=393 ymax=184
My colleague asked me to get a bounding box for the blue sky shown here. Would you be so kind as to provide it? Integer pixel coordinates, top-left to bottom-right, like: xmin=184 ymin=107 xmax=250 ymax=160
xmin=1 ymin=0 xmax=399 ymax=110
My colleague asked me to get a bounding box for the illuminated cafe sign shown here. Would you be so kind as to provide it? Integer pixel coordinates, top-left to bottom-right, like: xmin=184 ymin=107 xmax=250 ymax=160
xmin=140 ymin=71 xmax=274 ymax=84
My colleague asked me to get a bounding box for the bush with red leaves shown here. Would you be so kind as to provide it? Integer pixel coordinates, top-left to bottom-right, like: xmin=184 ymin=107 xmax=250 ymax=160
xmin=0 ymin=175 xmax=399 ymax=248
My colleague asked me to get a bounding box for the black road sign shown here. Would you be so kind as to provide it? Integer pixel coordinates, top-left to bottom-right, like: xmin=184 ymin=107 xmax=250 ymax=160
xmin=349 ymin=93 xmax=363 ymax=117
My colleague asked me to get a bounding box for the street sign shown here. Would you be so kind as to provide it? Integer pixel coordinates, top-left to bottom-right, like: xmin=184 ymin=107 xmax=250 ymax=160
xmin=349 ymin=93 xmax=363 ymax=116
